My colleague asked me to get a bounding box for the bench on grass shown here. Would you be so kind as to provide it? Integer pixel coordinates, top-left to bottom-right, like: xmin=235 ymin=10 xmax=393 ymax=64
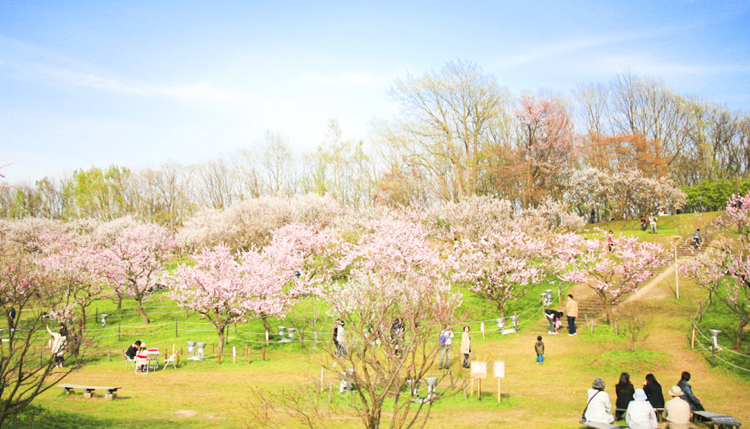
xmin=693 ymin=411 xmax=742 ymax=429
xmin=582 ymin=422 xmax=628 ymax=429
xmin=59 ymin=384 xmax=122 ymax=400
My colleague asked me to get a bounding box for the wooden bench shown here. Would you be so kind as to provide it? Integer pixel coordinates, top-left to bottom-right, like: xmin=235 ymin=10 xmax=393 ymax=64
xmin=693 ymin=411 xmax=742 ymax=429
xmin=583 ymin=422 xmax=627 ymax=429
xmin=59 ymin=384 xmax=122 ymax=400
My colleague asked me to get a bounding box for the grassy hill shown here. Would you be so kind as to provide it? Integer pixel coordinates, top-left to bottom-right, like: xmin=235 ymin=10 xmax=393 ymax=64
xmin=6 ymin=211 xmax=750 ymax=429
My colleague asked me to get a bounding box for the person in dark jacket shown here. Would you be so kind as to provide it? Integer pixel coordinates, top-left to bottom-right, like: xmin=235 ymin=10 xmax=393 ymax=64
xmin=126 ymin=340 xmax=142 ymax=360
xmin=543 ymin=309 xmax=563 ymax=334
xmin=125 ymin=340 xmax=142 ymax=360
xmin=677 ymin=371 xmax=704 ymax=411
xmin=643 ymin=374 xmax=664 ymax=408
xmin=615 ymin=372 xmax=635 ymax=420
xmin=643 ymin=373 xmax=665 ymax=409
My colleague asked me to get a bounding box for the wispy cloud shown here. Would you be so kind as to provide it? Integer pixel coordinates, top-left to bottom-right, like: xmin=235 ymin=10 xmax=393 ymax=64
xmin=0 ymin=36 xmax=248 ymax=104
xmin=489 ymin=32 xmax=651 ymax=70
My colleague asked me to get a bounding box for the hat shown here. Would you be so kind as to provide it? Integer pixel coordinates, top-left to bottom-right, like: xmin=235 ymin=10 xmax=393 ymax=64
xmin=668 ymin=386 xmax=683 ymax=397
xmin=633 ymin=389 xmax=647 ymax=401
xmin=592 ymin=377 xmax=605 ymax=390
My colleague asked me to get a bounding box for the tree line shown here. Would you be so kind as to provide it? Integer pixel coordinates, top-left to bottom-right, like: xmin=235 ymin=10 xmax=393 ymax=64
xmin=2 ymin=61 xmax=748 ymax=224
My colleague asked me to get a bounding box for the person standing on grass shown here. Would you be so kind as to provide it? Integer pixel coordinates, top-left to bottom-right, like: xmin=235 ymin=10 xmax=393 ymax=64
xmin=46 ymin=324 xmax=66 ymax=369
xmin=438 ymin=325 xmax=454 ymax=370
xmin=534 ymin=335 xmax=544 ymax=365
xmin=8 ymin=306 xmax=16 ymax=332
xmin=460 ymin=326 xmax=471 ymax=368
xmin=665 ymin=386 xmax=691 ymax=429
xmin=390 ymin=317 xmax=404 ymax=357
xmin=566 ymin=294 xmax=578 ymax=336
xmin=607 ymin=230 xmax=615 ymax=252
xmin=333 ymin=319 xmax=346 ymax=357
xmin=649 ymin=213 xmax=658 ymax=234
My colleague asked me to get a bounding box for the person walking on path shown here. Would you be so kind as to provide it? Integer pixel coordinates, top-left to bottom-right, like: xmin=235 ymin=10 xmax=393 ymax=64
xmin=664 ymin=386 xmax=691 ymax=429
xmin=677 ymin=371 xmax=703 ymax=411
xmin=438 ymin=325 xmax=454 ymax=370
xmin=692 ymin=229 xmax=701 ymax=249
xmin=566 ymin=294 xmax=578 ymax=336
xmin=626 ymin=389 xmax=658 ymax=429
xmin=534 ymin=335 xmax=545 ymax=365
xmin=460 ymin=326 xmax=471 ymax=368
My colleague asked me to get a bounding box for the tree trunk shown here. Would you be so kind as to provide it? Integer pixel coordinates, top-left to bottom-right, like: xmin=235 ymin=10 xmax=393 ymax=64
xmin=605 ymin=305 xmax=615 ymax=326
xmin=217 ymin=326 xmax=225 ymax=365
xmin=116 ymin=295 xmax=122 ymax=310
xmin=135 ymin=300 xmax=150 ymax=324
xmin=261 ymin=315 xmax=271 ymax=338
xmin=734 ymin=316 xmax=749 ymax=351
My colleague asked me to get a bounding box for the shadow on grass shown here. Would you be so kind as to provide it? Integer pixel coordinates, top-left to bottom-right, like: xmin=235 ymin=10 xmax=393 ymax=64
xmin=7 ymin=405 xmax=121 ymax=429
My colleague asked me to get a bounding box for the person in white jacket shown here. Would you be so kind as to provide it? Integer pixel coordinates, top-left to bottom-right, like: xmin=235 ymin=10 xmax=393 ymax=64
xmin=626 ymin=389 xmax=659 ymax=429
xmin=46 ymin=324 xmax=67 ymax=368
xmin=584 ymin=377 xmax=614 ymax=424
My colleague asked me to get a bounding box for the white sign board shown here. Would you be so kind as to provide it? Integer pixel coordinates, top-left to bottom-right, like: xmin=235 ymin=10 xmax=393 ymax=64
xmin=471 ymin=361 xmax=487 ymax=379
xmin=494 ymin=361 xmax=505 ymax=378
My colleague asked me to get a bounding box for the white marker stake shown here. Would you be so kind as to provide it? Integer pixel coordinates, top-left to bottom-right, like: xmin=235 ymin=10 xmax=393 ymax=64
xmin=480 ymin=322 xmax=485 ymax=340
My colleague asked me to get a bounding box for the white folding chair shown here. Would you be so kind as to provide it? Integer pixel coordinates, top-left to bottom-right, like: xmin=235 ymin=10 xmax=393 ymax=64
xmin=125 ymin=355 xmax=137 ymax=371
xmin=162 ymin=353 xmax=178 ymax=370
xmin=135 ymin=356 xmax=149 ymax=374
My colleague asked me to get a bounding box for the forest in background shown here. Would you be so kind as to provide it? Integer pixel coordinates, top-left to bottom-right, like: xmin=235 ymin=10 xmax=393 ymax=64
xmin=2 ymin=61 xmax=748 ymax=226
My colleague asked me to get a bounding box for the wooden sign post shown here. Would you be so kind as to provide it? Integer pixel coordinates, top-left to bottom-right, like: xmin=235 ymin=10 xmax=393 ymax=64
xmin=471 ymin=361 xmax=488 ymax=400
xmin=494 ymin=361 xmax=505 ymax=403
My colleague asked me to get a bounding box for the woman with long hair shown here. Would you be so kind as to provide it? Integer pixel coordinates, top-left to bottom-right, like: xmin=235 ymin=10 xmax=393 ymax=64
xmin=615 ymin=372 xmax=635 ymax=420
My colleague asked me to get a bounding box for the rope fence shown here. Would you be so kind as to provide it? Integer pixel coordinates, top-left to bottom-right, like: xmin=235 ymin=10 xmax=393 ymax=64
xmin=690 ymin=319 xmax=750 ymax=373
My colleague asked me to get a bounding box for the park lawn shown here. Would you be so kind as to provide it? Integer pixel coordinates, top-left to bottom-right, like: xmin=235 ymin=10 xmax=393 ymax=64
xmin=18 ymin=273 xmax=750 ymax=429
xmin=8 ymin=210 xmax=750 ymax=428
xmin=580 ymin=211 xmax=721 ymax=247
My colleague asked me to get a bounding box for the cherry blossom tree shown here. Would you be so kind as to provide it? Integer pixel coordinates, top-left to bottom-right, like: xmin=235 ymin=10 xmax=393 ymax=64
xmin=726 ymin=192 xmax=750 ymax=237
xmin=568 ymin=167 xmax=686 ymax=220
xmin=176 ymin=194 xmax=338 ymax=251
xmin=515 ymin=93 xmax=576 ymax=207
xmin=682 ymin=244 xmax=750 ymax=350
xmin=558 ymin=233 xmax=666 ymax=324
xmin=323 ymin=218 xmax=464 ymax=429
xmin=0 ymin=242 xmax=83 ymax=427
xmin=450 ymin=230 xmax=546 ymax=317
xmin=167 ymin=244 xmax=300 ymax=363
xmin=97 ymin=220 xmax=176 ymax=324
xmin=35 ymin=231 xmax=106 ymax=353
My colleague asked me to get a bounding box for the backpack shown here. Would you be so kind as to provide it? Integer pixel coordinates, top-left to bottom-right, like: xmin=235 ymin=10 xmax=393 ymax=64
xmin=439 ymin=331 xmax=446 ymax=347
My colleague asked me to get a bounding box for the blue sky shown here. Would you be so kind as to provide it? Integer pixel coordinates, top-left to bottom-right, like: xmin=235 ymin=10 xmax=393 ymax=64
xmin=2 ymin=1 xmax=749 ymax=183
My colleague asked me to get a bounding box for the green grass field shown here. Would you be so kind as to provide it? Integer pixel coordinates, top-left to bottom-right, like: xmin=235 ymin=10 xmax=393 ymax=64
xmin=5 ymin=211 xmax=750 ymax=429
